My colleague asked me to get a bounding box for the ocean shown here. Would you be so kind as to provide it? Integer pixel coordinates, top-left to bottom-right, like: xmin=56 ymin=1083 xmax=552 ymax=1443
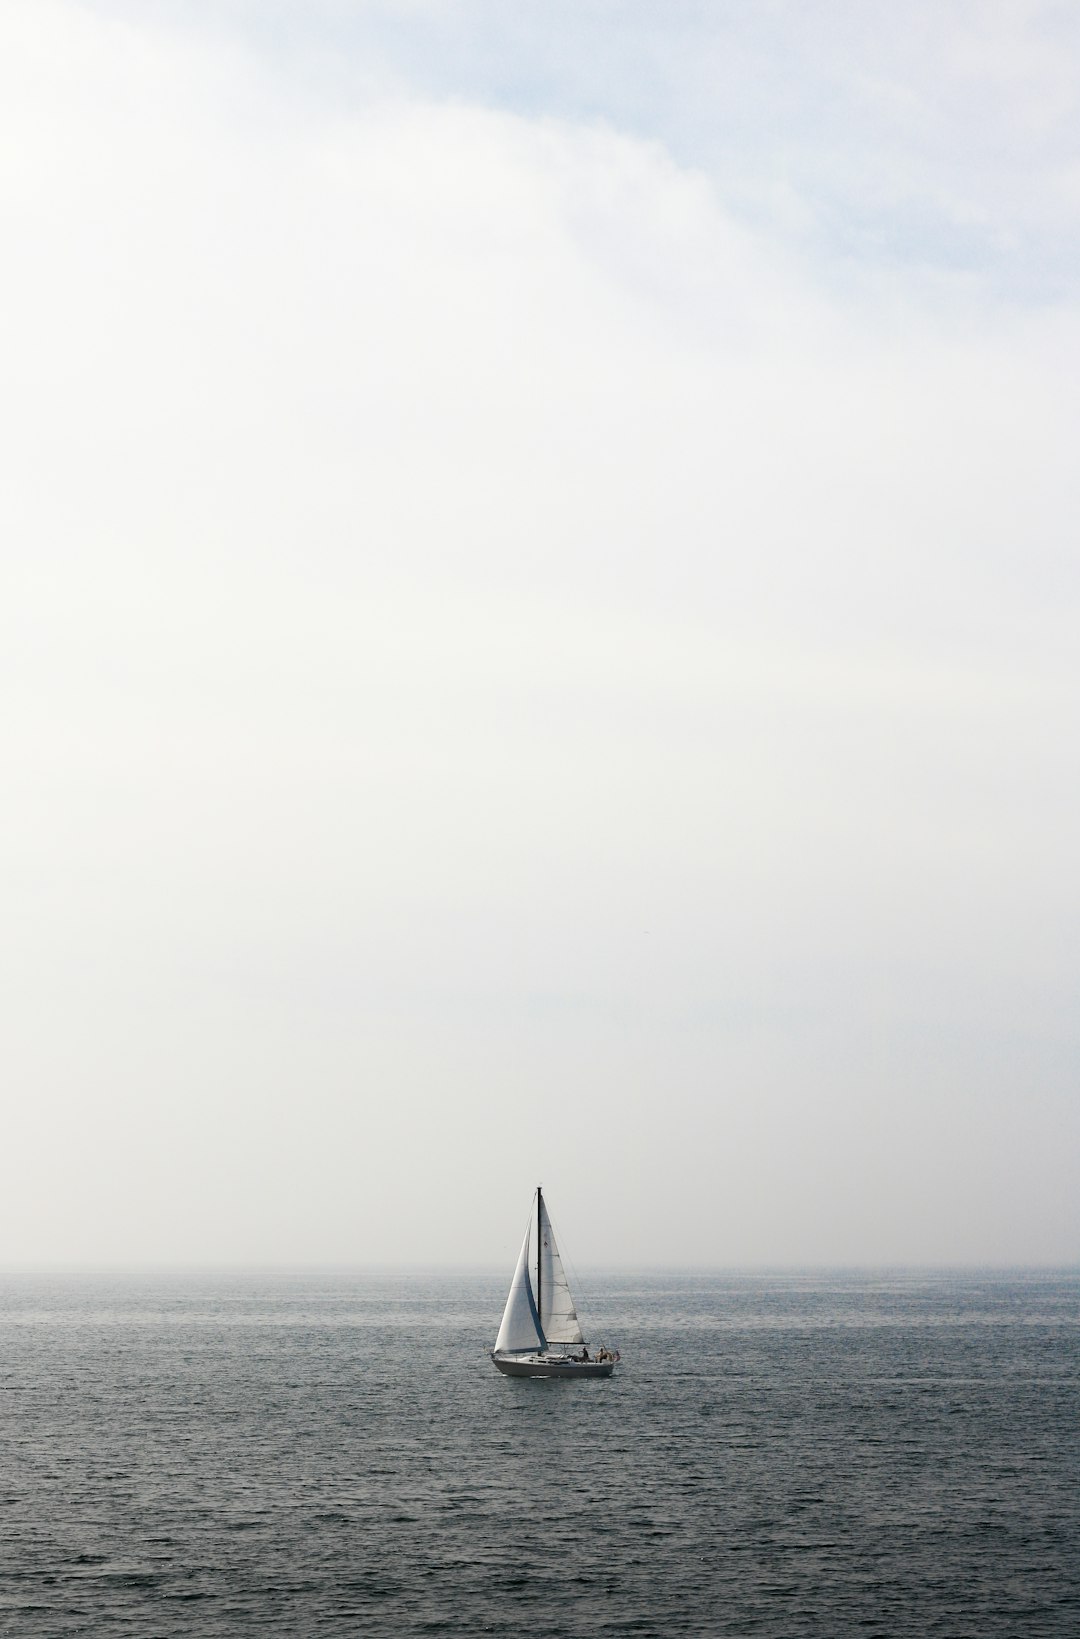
xmin=1 ymin=1269 xmax=1077 ymax=1636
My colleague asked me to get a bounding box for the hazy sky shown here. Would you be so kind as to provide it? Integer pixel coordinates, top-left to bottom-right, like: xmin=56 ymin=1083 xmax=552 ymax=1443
xmin=3 ymin=1 xmax=1078 ymax=1267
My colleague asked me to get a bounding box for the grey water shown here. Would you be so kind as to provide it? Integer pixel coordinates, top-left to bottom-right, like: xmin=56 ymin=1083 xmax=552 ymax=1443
xmin=1 ymin=1270 xmax=1077 ymax=1637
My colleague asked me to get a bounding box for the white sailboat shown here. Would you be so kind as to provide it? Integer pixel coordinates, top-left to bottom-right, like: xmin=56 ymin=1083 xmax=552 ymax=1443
xmin=491 ymin=1186 xmax=619 ymax=1378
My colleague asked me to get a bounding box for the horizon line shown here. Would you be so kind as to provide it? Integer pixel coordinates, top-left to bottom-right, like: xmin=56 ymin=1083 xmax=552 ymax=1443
xmin=1 ymin=1260 xmax=1077 ymax=1275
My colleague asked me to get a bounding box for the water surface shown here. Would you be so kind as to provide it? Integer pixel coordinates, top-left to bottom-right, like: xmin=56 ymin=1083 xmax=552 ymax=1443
xmin=1 ymin=1269 xmax=1077 ymax=1635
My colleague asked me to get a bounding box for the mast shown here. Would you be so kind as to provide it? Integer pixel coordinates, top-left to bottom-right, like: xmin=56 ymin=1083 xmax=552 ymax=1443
xmin=536 ymin=1185 xmax=542 ymax=1348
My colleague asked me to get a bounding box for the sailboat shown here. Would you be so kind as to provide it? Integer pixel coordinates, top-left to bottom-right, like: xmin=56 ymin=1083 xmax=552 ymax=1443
xmin=491 ymin=1186 xmax=619 ymax=1378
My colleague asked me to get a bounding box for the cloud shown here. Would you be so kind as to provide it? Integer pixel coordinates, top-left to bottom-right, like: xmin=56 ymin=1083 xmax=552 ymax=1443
xmin=1 ymin=1 xmax=1078 ymax=1263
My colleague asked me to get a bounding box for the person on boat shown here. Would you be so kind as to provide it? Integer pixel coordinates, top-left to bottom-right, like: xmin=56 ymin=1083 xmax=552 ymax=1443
xmin=579 ymin=1348 xmax=590 ymax=1362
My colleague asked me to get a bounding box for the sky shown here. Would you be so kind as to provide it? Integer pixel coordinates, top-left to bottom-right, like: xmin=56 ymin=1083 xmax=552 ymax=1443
xmin=2 ymin=0 xmax=1078 ymax=1268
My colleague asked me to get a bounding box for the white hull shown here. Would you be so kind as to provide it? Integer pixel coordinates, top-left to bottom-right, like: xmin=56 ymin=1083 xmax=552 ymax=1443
xmin=491 ymin=1351 xmax=615 ymax=1379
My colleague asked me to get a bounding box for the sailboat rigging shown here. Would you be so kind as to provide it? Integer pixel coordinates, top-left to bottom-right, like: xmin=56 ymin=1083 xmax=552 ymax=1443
xmin=490 ymin=1186 xmax=619 ymax=1378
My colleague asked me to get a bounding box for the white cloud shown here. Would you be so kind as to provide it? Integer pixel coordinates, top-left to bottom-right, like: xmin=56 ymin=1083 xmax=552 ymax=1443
xmin=1 ymin=1 xmax=1078 ymax=1264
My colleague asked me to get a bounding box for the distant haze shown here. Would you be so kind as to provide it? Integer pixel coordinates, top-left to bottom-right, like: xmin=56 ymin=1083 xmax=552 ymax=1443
xmin=2 ymin=1 xmax=1078 ymax=1268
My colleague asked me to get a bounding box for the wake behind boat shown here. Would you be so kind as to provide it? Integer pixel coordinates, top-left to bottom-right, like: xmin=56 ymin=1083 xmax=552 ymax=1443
xmin=491 ymin=1186 xmax=619 ymax=1378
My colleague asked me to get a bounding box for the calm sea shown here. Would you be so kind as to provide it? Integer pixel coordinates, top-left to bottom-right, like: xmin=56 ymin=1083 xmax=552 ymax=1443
xmin=1 ymin=1269 xmax=1077 ymax=1636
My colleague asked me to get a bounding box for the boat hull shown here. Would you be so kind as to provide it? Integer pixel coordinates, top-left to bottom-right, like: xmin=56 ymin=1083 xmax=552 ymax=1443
xmin=491 ymin=1351 xmax=615 ymax=1378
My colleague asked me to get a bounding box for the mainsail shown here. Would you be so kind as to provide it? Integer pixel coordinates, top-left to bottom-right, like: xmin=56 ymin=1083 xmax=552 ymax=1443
xmin=537 ymin=1193 xmax=584 ymax=1345
xmin=493 ymin=1214 xmax=546 ymax=1354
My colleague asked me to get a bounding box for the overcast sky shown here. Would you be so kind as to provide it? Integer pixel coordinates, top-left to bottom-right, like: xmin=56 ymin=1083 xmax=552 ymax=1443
xmin=3 ymin=0 xmax=1078 ymax=1268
